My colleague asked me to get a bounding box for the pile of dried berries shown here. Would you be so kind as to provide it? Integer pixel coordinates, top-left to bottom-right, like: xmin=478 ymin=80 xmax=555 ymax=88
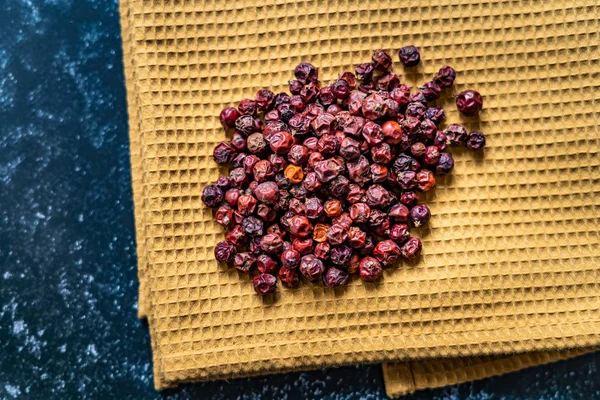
xmin=202 ymin=48 xmax=485 ymax=295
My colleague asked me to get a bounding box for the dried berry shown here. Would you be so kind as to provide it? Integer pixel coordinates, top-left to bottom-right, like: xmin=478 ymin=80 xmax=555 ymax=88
xmin=444 ymin=124 xmax=468 ymax=146
xmin=419 ymin=81 xmax=441 ymax=101
xmin=299 ymin=255 xmax=325 ymax=282
xmin=409 ymin=204 xmax=431 ymax=227
xmin=233 ymin=252 xmax=256 ymax=273
xmin=362 ymin=94 xmax=388 ymax=121
xmin=423 ymin=146 xmax=441 ymax=165
xmin=220 ymin=107 xmax=241 ymax=129
xmin=355 ymin=62 xmax=375 ymax=79
xmin=400 ymin=191 xmax=418 ymax=207
xmin=256 ymin=254 xmax=278 ymax=274
xmin=399 ymin=45 xmax=420 ymax=67
xmin=268 ymin=131 xmax=294 ymax=154
xmin=349 ymin=203 xmax=370 ymax=224
xmin=370 ymin=163 xmax=388 ymax=183
xmin=202 ymin=185 xmax=224 ymax=208
xmin=317 ymin=134 xmax=340 ymax=155
xmin=288 ymin=215 xmax=313 ymax=238
xmin=378 ymin=72 xmax=400 ymax=91
xmin=456 ymin=90 xmax=483 ymax=116
xmin=288 ymin=144 xmax=309 ymax=166
xmin=314 ymin=159 xmax=344 ymax=183
xmin=332 ymin=79 xmax=351 ymax=100
xmin=434 ymin=66 xmax=456 ymax=88
xmin=425 ymin=106 xmax=446 ymax=126
xmin=433 ymin=130 xmax=447 ymax=151
xmin=388 ymin=203 xmax=409 ymax=222
xmin=313 ymin=223 xmax=330 ymax=243
xmin=237 ymin=194 xmax=257 ymax=216
xmin=238 ymin=98 xmax=257 ymax=115
xmin=389 ymin=224 xmax=410 ymax=244
xmin=401 ymin=237 xmax=422 ymax=260
xmin=348 ymin=227 xmax=367 ymax=249
xmin=372 ymin=49 xmax=392 ymax=69
xmin=224 ymin=189 xmax=241 ymax=207
xmin=416 ymin=170 xmax=436 ymax=192
xmin=314 ymin=242 xmax=331 ymax=260
xmin=305 ymin=197 xmax=324 ymax=219
xmin=214 ymin=240 xmax=236 ymax=263
xmin=241 ymin=216 xmax=264 ymax=237
xmin=330 ymin=245 xmax=353 ymax=267
xmin=327 ymin=224 xmax=348 ymax=246
xmin=436 ymin=152 xmax=454 ymax=175
xmin=359 ymin=256 xmax=383 ymax=281
xmin=293 ymin=237 xmax=313 ymax=255
xmin=371 ymin=143 xmax=393 ymax=164
xmin=260 ymin=233 xmax=284 ymax=254
xmin=366 ymin=185 xmax=391 ymax=209
xmin=373 ymin=240 xmax=402 ymax=266
xmin=284 ymin=164 xmax=304 ymax=184
xmin=276 ymin=266 xmax=298 ymax=289
xmin=323 ymin=267 xmax=349 ymax=288
xmin=324 ymin=199 xmax=342 ymax=218
xmin=255 ymin=89 xmax=274 ymax=110
xmin=253 ymin=159 xmax=275 ymax=182
xmin=467 ymin=130 xmax=486 ymax=150
xmin=253 ymin=181 xmax=279 ymax=205
xmin=381 ymin=120 xmax=403 ymax=145
xmin=328 ymin=175 xmax=351 ymax=198
xmin=280 ymin=249 xmax=301 ymax=269
xmin=294 ymin=62 xmax=319 ymax=84
xmin=311 ymin=112 xmax=337 ymax=136
xmin=226 ymin=225 xmax=248 ymax=247
xmin=253 ymin=273 xmax=277 ymax=295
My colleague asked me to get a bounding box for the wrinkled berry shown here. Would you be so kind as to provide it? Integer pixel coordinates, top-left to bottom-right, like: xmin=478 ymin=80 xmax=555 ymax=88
xmin=373 ymin=240 xmax=402 ymax=266
xmin=456 ymin=90 xmax=483 ymax=116
xmin=253 ymin=273 xmax=277 ymax=295
xmin=399 ymin=45 xmax=420 ymax=67
xmin=299 ymin=255 xmax=325 ymax=282
xmin=215 ymin=240 xmax=236 ymax=263
xmin=220 ymin=107 xmax=240 ymax=128
xmin=234 ymin=252 xmax=256 ymax=273
xmin=372 ymin=49 xmax=392 ymax=69
xmin=409 ymin=204 xmax=431 ymax=227
xmin=401 ymin=237 xmax=422 ymax=260
xmin=202 ymin=185 xmax=223 ymax=208
xmin=323 ymin=267 xmax=349 ymax=288
xmin=467 ymin=130 xmax=486 ymax=150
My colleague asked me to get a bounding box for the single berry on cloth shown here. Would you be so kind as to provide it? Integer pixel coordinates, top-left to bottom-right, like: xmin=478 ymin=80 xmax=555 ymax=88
xmin=203 ymin=48 xmax=487 ymax=295
xmin=456 ymin=89 xmax=483 ymax=116
xmin=399 ymin=45 xmax=420 ymax=67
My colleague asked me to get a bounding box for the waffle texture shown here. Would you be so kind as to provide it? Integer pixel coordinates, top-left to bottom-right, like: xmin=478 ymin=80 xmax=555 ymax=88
xmin=119 ymin=0 xmax=600 ymax=392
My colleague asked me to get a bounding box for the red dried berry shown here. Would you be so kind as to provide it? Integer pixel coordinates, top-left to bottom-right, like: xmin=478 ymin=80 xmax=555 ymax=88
xmin=373 ymin=240 xmax=402 ymax=266
xmin=299 ymin=255 xmax=325 ymax=282
xmin=401 ymin=237 xmax=422 ymax=260
xmin=214 ymin=240 xmax=236 ymax=264
xmin=219 ymin=107 xmax=240 ymax=128
xmin=456 ymin=90 xmax=483 ymax=116
xmin=233 ymin=252 xmax=256 ymax=273
xmin=279 ymin=266 xmax=300 ymax=288
xmin=398 ymin=45 xmax=420 ymax=67
xmin=323 ymin=267 xmax=349 ymax=288
xmin=359 ymin=256 xmax=383 ymax=281
xmin=253 ymin=273 xmax=277 ymax=295
xmin=409 ymin=204 xmax=431 ymax=227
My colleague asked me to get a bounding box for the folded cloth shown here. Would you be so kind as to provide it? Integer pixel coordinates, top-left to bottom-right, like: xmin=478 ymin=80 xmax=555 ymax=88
xmin=119 ymin=0 xmax=600 ymax=393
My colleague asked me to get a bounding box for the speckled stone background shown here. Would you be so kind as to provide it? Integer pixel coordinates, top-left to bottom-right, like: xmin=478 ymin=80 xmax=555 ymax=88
xmin=0 ymin=1 xmax=599 ymax=399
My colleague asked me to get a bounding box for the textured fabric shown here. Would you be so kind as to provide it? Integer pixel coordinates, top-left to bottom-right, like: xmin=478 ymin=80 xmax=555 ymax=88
xmin=119 ymin=0 xmax=600 ymax=392
xmin=383 ymin=349 xmax=594 ymax=397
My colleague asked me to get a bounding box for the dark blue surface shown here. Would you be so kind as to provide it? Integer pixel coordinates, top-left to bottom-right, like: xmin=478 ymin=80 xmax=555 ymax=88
xmin=0 ymin=1 xmax=599 ymax=399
